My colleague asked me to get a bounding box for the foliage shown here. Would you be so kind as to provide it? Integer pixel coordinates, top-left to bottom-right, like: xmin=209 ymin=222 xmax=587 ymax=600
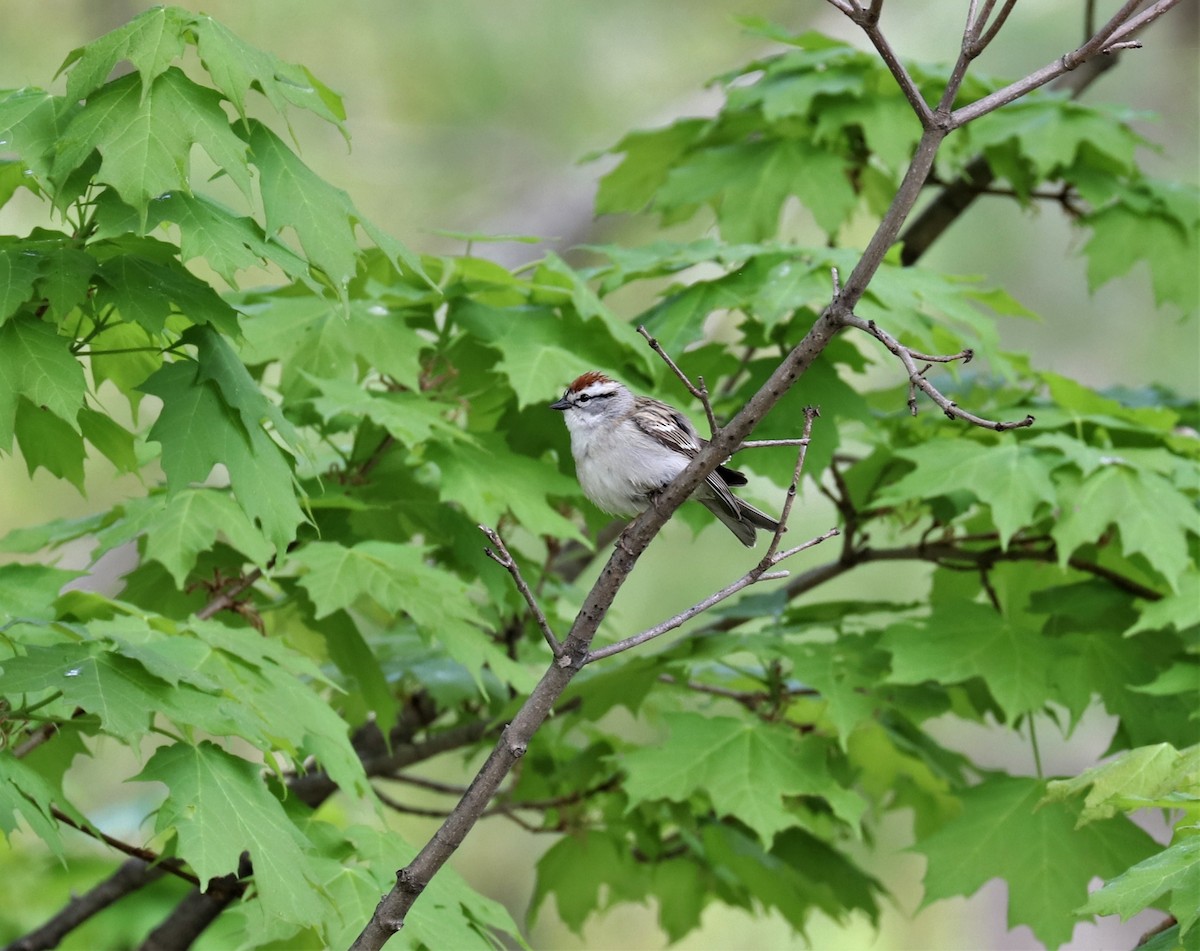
xmin=0 ymin=7 xmax=1196 ymax=951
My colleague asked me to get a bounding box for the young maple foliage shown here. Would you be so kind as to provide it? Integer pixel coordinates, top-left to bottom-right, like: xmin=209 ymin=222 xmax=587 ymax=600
xmin=0 ymin=5 xmax=1197 ymax=951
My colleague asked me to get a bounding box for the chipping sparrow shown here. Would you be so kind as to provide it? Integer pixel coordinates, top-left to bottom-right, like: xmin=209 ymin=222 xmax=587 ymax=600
xmin=550 ymin=371 xmax=779 ymax=547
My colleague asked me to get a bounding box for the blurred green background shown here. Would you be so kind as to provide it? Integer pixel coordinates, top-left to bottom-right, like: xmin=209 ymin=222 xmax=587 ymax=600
xmin=1 ymin=1 xmax=1196 ymax=948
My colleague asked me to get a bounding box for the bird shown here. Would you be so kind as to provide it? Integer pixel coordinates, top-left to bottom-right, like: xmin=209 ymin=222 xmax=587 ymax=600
xmin=550 ymin=371 xmax=779 ymax=546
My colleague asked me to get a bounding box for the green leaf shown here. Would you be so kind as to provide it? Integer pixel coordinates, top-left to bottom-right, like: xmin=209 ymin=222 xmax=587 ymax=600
xmin=307 ymin=377 xmax=459 ymax=446
xmin=877 ymin=440 xmax=1058 ymax=546
xmin=0 ymin=756 xmax=83 ymax=859
xmin=131 ymin=489 xmax=275 ymax=585
xmin=77 ymin=406 xmax=139 ymax=474
xmin=452 ymin=302 xmax=621 ymax=408
xmin=531 ymin=831 xmax=647 ymax=933
xmin=58 ymin=5 xmax=193 ymax=102
xmin=595 ymin=120 xmax=707 ymax=215
xmin=189 ymin=324 xmax=299 ymax=452
xmin=657 ymin=140 xmax=857 ymax=240
xmin=55 ymin=69 xmax=252 ymax=222
xmin=701 ymin=824 xmax=882 ymax=934
xmin=782 ymin=637 xmax=886 ymax=746
xmin=1043 ymin=744 xmax=1200 ymax=825
xmin=620 ymin=713 xmax=864 ymax=843
xmin=94 ymin=237 xmax=241 ymax=336
xmin=0 ymin=643 xmax=166 ymax=739
xmin=1052 ymin=464 xmax=1197 ymax=590
xmin=1126 ymin=571 xmax=1200 ymax=635
xmin=95 ymin=190 xmax=311 ymax=287
xmin=1080 ymin=834 xmax=1200 ymax=936
xmin=246 ymin=121 xmax=360 ymax=289
xmin=0 ymin=89 xmax=82 ymax=185
xmin=290 ymin=541 xmax=536 ymax=692
xmin=132 ymin=741 xmax=324 ymax=926
xmin=0 ymin=314 xmax=85 ymax=433
xmin=882 ymin=600 xmax=1061 ymax=719
xmin=190 ymin=13 xmax=347 ymax=128
xmin=1084 ymin=200 xmax=1199 ymax=315
xmin=139 ymin=360 xmax=305 ymax=555
xmin=0 ymin=246 xmax=42 ymax=323
xmin=0 ymin=563 xmax=83 ymax=621
xmin=426 ymin=435 xmax=587 ymax=542
xmin=915 ymin=776 xmax=1158 ymax=948
xmin=13 ymin=398 xmax=86 ymax=487
xmin=35 ymin=246 xmax=97 ymax=322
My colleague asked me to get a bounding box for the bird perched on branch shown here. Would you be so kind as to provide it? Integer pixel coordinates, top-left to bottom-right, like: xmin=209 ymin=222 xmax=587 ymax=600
xmin=551 ymin=371 xmax=779 ymax=546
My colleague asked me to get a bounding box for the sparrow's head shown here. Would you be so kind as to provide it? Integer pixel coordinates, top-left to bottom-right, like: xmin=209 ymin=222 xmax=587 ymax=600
xmin=550 ymin=371 xmax=630 ymax=423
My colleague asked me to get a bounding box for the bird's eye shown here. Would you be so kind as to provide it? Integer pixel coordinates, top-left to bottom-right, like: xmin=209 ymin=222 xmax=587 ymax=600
xmin=576 ymin=394 xmax=590 ymax=403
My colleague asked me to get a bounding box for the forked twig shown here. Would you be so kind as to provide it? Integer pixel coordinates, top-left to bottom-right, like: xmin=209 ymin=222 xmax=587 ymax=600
xmin=480 ymin=525 xmax=563 ymax=657
xmin=845 ymin=315 xmax=1034 ymax=431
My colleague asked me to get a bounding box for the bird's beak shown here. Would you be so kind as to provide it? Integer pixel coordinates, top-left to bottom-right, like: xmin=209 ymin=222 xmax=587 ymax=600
xmin=549 ymin=395 xmax=570 ymax=411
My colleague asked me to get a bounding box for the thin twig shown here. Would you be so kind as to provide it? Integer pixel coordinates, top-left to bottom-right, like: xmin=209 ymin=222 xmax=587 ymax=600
xmin=49 ymin=807 xmax=200 ymax=888
xmin=480 ymin=525 xmax=562 ymax=657
xmin=949 ymin=0 xmax=1181 ymax=127
xmin=739 ymin=438 xmax=812 ymax=449
xmin=974 ymin=0 xmax=1019 ymax=55
xmin=845 ymin=315 xmax=1034 ymax=431
xmin=832 ymin=5 xmax=933 ymax=125
xmin=637 ymin=324 xmax=718 ymax=434
xmin=373 ymin=787 xmax=454 ymax=819
xmin=582 ymin=561 xmax=798 ymax=663
xmin=761 ymin=408 xmax=821 ymax=563
xmin=195 ymin=569 xmax=263 ymax=621
xmin=387 ymin=774 xmax=469 ymax=796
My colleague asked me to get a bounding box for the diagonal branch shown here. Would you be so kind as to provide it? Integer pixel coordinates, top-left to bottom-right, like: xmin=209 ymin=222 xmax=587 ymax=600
xmin=638 ymin=324 xmax=718 ymax=434
xmin=832 ymin=0 xmax=933 ymax=126
xmin=7 ymin=859 xmax=166 ymax=951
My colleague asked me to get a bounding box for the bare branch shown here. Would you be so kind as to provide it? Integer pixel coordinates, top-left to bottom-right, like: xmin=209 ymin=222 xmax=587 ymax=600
xmin=638 ymin=324 xmax=718 ymax=434
xmin=8 ymin=860 xmax=165 ymax=951
xmin=480 ymin=525 xmax=562 ymax=657
xmin=970 ymin=0 xmax=1019 ymax=57
xmin=374 ymin=787 xmax=454 ymax=819
xmin=830 ymin=4 xmax=933 ymax=125
xmin=950 ymin=0 xmax=1182 ymax=127
xmin=739 ymin=438 xmax=812 ymax=449
xmin=49 ymin=807 xmax=200 ymax=888
xmin=845 ymin=314 xmax=1035 ymax=431
xmin=195 ymin=568 xmax=263 ymax=621
xmin=761 ymin=407 xmax=821 ymax=563
xmin=583 ymin=562 xmax=794 ymax=663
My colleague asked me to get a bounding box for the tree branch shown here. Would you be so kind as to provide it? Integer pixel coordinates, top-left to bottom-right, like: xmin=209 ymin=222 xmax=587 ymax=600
xmin=834 ymin=1 xmax=934 ymax=126
xmin=480 ymin=525 xmax=562 ymax=657
xmin=844 ymin=314 xmax=1034 ymax=431
xmin=7 ymin=860 xmax=166 ymax=951
xmin=949 ymin=0 xmax=1182 ymax=127
xmin=48 ymin=807 xmax=200 ymax=888
xmin=638 ymin=324 xmax=718 ymax=434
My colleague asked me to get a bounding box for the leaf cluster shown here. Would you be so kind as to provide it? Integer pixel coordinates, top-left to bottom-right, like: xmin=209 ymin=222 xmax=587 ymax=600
xmin=0 ymin=8 xmax=1196 ymax=951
